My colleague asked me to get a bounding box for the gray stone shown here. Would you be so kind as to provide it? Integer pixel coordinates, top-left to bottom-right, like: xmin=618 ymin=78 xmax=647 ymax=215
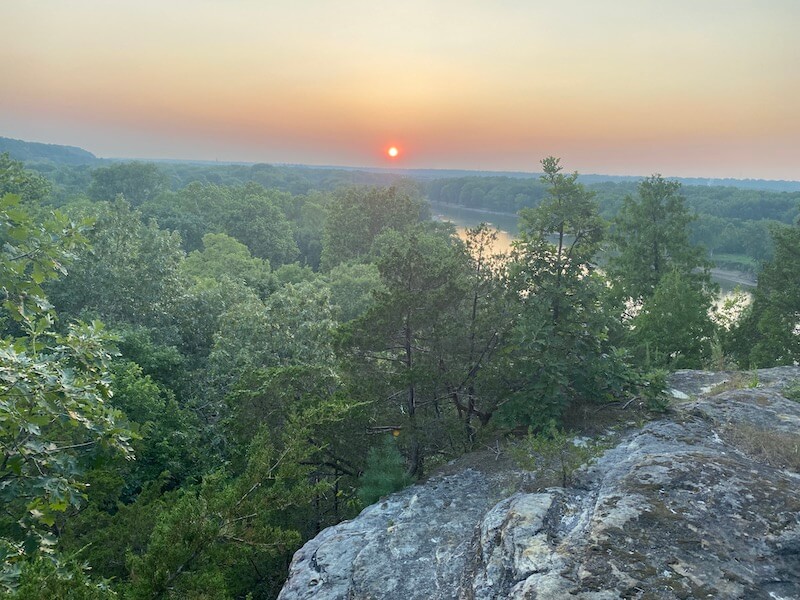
xmin=279 ymin=368 xmax=800 ymax=600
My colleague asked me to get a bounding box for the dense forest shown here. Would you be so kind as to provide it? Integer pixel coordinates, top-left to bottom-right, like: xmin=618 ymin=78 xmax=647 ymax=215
xmin=27 ymin=156 xmax=798 ymax=275
xmin=0 ymin=151 xmax=798 ymax=598
xmin=5 ymin=135 xmax=798 ymax=273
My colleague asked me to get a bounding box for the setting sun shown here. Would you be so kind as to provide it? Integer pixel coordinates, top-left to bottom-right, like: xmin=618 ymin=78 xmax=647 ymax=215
xmin=387 ymin=146 xmax=399 ymax=158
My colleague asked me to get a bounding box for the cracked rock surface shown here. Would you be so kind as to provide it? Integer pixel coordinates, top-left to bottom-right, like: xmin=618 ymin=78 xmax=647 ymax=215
xmin=278 ymin=367 xmax=800 ymax=600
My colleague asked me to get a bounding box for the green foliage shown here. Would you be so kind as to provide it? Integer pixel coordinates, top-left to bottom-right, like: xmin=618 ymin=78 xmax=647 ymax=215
xmin=509 ymin=426 xmax=606 ymax=488
xmin=88 ymin=162 xmax=168 ymax=206
xmin=139 ymin=182 xmax=220 ymax=252
xmin=320 ymin=185 xmax=427 ymax=270
xmin=727 ymin=223 xmax=800 ymax=367
xmin=12 ymin=555 xmax=117 ymax=600
xmin=0 ymin=137 xmax=97 ymax=167
xmin=3 ymin=148 xmax=767 ymax=597
xmin=325 ymin=262 xmax=382 ymax=322
xmin=425 ymin=171 xmax=799 ymax=268
xmin=107 ymin=361 xmax=200 ymax=495
xmin=0 ymin=194 xmax=133 ymax=592
xmin=511 ymin=157 xmax=605 ymax=322
xmin=500 ymin=158 xmax=620 ymax=427
xmin=630 ymin=270 xmax=716 ymax=369
xmin=226 ymin=366 xmax=367 ymax=525
xmin=639 ymin=369 xmax=669 ymax=412
xmin=216 ymin=183 xmax=299 ymax=266
xmin=0 ymin=321 xmax=134 ymax=527
xmin=182 ymin=232 xmax=272 ymax=297
xmin=142 ymin=182 xmax=299 ymax=267
xmin=57 ymin=477 xmax=172 ymax=585
xmin=272 ymin=262 xmax=316 ymax=287
xmin=0 ymin=154 xmax=52 ymax=205
xmin=47 ymin=200 xmax=185 ymax=333
xmin=748 ymin=371 xmax=760 ymax=388
xmin=115 ymin=327 xmax=185 ymax=390
xmin=427 ymin=223 xmax=512 ymax=444
xmin=426 ymin=175 xmax=547 ymax=213
xmin=0 ymin=193 xmax=90 ymax=321
xmin=605 ymin=175 xmax=718 ymax=369
xmin=125 ymin=491 xmax=232 ymax=600
xmin=171 ymin=278 xmax=257 ymax=365
xmin=126 ymin=393 xmax=360 ymax=599
xmin=225 ymin=365 xmax=341 ymax=457
xmin=357 ymin=437 xmax=413 ymax=506
xmin=346 ymin=224 xmax=471 ymax=474
xmin=608 ymin=175 xmax=710 ymax=303
xmin=290 ymin=192 xmax=328 ymax=269
xmin=210 ymin=281 xmax=337 ymax=390
xmin=784 ymin=381 xmax=800 ymax=403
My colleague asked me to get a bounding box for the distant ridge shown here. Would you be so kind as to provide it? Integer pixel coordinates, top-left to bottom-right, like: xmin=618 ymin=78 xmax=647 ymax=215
xmin=3 ymin=135 xmax=799 ymax=192
xmin=335 ymin=166 xmax=800 ymax=193
xmin=0 ymin=136 xmax=98 ymax=165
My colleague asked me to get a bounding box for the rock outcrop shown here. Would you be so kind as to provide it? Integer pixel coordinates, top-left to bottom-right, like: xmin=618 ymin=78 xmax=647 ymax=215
xmin=279 ymin=368 xmax=800 ymax=599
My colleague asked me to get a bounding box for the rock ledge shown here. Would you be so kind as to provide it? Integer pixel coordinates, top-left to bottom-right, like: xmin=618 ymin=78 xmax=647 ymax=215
xmin=279 ymin=367 xmax=800 ymax=600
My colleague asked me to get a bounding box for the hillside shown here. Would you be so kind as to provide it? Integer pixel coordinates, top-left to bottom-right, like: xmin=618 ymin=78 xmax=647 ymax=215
xmin=4 ymin=135 xmax=800 ymax=192
xmin=0 ymin=136 xmax=98 ymax=165
xmin=279 ymin=367 xmax=800 ymax=600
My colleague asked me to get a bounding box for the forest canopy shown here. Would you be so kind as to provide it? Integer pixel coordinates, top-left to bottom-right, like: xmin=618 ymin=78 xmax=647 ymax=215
xmin=0 ymin=152 xmax=797 ymax=598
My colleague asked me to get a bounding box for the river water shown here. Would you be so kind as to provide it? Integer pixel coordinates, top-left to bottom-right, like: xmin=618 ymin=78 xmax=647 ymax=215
xmin=429 ymin=201 xmax=755 ymax=295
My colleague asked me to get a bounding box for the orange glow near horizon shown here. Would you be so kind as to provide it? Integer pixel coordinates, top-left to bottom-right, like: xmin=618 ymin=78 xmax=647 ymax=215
xmin=1 ymin=1 xmax=799 ymax=179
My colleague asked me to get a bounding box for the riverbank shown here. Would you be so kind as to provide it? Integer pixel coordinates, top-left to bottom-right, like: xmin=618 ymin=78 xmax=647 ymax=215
xmin=428 ymin=200 xmax=518 ymax=219
xmin=710 ymin=268 xmax=756 ymax=289
xmin=429 ymin=200 xmax=759 ymax=292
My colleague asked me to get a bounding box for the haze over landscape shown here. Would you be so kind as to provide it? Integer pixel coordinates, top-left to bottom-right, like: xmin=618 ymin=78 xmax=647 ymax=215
xmin=4 ymin=3 xmax=800 ymax=598
xmin=3 ymin=0 xmax=799 ymax=179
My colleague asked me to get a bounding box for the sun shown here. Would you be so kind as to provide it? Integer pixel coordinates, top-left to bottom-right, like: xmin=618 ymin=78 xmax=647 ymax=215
xmin=387 ymin=146 xmax=399 ymax=158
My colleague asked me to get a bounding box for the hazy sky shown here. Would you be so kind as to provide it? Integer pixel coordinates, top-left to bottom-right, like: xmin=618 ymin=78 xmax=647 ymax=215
xmin=3 ymin=1 xmax=799 ymax=179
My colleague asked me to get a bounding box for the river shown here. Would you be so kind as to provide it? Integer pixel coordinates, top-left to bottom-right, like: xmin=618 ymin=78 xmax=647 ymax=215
xmin=429 ymin=201 xmax=756 ymax=294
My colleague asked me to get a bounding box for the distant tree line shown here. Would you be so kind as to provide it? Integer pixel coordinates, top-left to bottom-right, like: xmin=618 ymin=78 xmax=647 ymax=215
xmin=14 ymin=147 xmax=800 ymax=273
xmin=427 ymin=175 xmax=799 ymax=271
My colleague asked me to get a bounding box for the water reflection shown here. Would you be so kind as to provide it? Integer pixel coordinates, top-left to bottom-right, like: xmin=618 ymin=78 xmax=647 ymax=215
xmin=430 ymin=200 xmax=754 ymax=303
xmin=430 ymin=202 xmax=519 ymax=236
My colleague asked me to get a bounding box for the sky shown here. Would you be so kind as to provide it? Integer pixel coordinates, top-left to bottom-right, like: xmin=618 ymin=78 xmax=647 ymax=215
xmin=2 ymin=1 xmax=799 ymax=179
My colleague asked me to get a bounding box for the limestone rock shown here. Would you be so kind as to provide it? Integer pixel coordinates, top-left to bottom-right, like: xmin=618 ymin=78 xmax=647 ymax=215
xmin=279 ymin=367 xmax=800 ymax=600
